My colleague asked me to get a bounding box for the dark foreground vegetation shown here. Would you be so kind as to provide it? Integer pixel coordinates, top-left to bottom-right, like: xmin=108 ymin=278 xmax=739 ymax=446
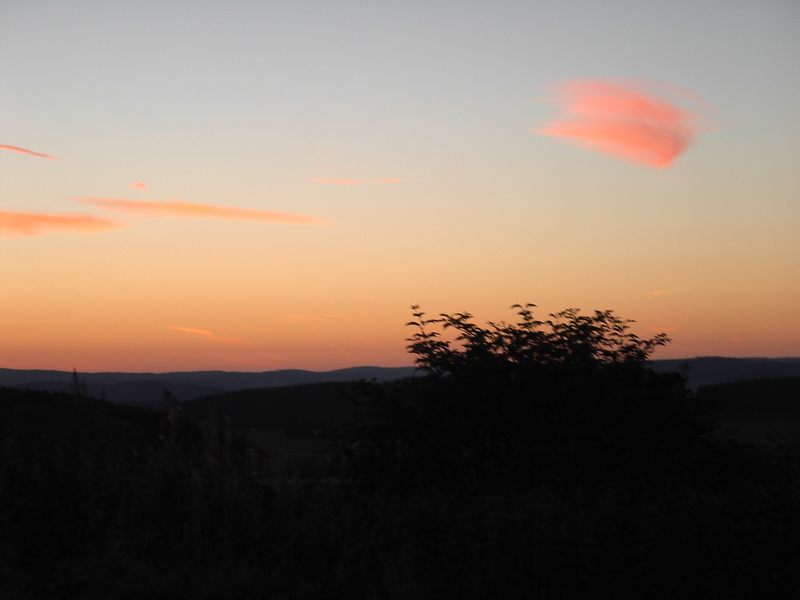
xmin=2 ymin=305 xmax=800 ymax=599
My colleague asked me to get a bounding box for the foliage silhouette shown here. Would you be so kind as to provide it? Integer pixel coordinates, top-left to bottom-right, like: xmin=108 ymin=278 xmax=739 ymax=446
xmin=348 ymin=304 xmax=714 ymax=495
xmin=407 ymin=303 xmax=670 ymax=373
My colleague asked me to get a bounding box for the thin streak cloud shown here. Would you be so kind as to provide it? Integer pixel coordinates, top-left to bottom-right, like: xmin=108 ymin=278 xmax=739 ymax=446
xmin=169 ymin=326 xmax=249 ymax=346
xmin=285 ymin=313 xmax=348 ymax=322
xmin=648 ymin=289 xmax=675 ymax=301
xmin=79 ymin=198 xmax=326 ymax=224
xmin=537 ymin=80 xmax=700 ymax=168
xmin=130 ymin=181 xmax=149 ymax=191
xmin=311 ymin=177 xmax=400 ymax=186
xmin=0 ymin=211 xmax=117 ymax=237
xmin=0 ymin=144 xmax=56 ymax=160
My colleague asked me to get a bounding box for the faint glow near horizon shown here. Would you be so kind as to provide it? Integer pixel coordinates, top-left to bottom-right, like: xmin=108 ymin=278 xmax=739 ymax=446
xmin=1 ymin=2 xmax=798 ymax=370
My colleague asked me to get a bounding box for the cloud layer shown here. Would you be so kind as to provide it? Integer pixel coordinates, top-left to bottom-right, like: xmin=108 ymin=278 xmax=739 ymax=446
xmin=537 ymin=81 xmax=699 ymax=167
xmin=79 ymin=198 xmax=326 ymax=224
xmin=0 ymin=144 xmax=56 ymax=160
xmin=0 ymin=211 xmax=117 ymax=236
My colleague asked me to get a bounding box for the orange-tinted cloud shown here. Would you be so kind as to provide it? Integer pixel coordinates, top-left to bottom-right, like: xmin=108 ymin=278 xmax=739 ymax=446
xmin=311 ymin=177 xmax=399 ymax=186
xmin=169 ymin=326 xmax=249 ymax=346
xmin=0 ymin=210 xmax=117 ymax=236
xmin=0 ymin=144 xmax=56 ymax=160
xmin=537 ymin=80 xmax=699 ymax=167
xmin=79 ymin=198 xmax=326 ymax=224
xmin=130 ymin=181 xmax=149 ymax=191
xmin=648 ymin=289 xmax=675 ymax=300
xmin=285 ymin=313 xmax=348 ymax=322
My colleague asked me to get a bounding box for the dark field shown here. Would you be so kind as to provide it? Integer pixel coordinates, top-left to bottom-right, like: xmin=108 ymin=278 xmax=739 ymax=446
xmin=1 ymin=373 xmax=799 ymax=598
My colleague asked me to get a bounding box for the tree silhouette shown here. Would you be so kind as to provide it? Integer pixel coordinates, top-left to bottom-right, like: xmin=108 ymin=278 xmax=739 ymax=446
xmin=70 ymin=367 xmax=88 ymax=398
xmin=407 ymin=303 xmax=670 ymax=374
xmin=350 ymin=303 xmax=713 ymax=495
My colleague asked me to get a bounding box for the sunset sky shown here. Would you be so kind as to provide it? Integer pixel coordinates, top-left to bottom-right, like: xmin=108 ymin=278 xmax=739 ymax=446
xmin=2 ymin=1 xmax=798 ymax=371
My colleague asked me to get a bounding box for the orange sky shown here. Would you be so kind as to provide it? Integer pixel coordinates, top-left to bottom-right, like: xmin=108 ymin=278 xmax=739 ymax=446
xmin=1 ymin=3 xmax=798 ymax=371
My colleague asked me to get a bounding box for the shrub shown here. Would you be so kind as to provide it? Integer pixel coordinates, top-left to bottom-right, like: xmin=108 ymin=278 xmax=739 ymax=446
xmin=349 ymin=304 xmax=714 ymax=495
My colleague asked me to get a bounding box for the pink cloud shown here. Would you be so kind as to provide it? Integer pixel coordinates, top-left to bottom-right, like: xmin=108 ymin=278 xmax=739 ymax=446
xmin=130 ymin=181 xmax=149 ymax=192
xmin=0 ymin=210 xmax=117 ymax=237
xmin=0 ymin=144 xmax=56 ymax=160
xmin=169 ymin=326 xmax=249 ymax=346
xmin=311 ymin=177 xmax=400 ymax=186
xmin=78 ymin=198 xmax=326 ymax=224
xmin=536 ymin=80 xmax=700 ymax=167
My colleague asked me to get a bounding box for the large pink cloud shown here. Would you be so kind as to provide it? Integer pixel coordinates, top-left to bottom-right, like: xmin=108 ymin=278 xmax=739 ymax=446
xmin=79 ymin=198 xmax=326 ymax=224
xmin=0 ymin=211 xmax=117 ymax=236
xmin=0 ymin=144 xmax=56 ymax=159
xmin=537 ymin=80 xmax=700 ymax=167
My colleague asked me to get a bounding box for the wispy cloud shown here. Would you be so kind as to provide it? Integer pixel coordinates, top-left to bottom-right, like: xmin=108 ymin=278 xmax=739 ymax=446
xmin=311 ymin=177 xmax=400 ymax=186
xmin=285 ymin=313 xmax=348 ymax=322
xmin=536 ymin=80 xmax=700 ymax=168
xmin=130 ymin=181 xmax=149 ymax=192
xmin=169 ymin=326 xmax=249 ymax=346
xmin=79 ymin=198 xmax=326 ymax=224
xmin=0 ymin=144 xmax=56 ymax=160
xmin=648 ymin=289 xmax=675 ymax=301
xmin=0 ymin=210 xmax=118 ymax=236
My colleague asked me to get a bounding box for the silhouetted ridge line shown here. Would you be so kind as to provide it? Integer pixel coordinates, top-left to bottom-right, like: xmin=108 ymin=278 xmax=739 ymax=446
xmin=0 ymin=366 xmax=417 ymax=405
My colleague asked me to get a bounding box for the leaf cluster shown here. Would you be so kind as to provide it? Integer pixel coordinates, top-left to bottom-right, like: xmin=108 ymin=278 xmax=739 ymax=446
xmin=349 ymin=303 xmax=709 ymax=495
xmin=406 ymin=303 xmax=670 ymax=377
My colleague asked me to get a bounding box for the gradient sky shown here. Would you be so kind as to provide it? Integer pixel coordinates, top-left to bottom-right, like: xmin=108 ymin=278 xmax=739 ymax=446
xmin=2 ymin=1 xmax=799 ymax=371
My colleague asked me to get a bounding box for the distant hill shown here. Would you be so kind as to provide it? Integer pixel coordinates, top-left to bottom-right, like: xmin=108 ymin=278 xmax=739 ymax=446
xmin=0 ymin=385 xmax=162 ymax=457
xmin=16 ymin=378 xmax=226 ymax=407
xmin=0 ymin=366 xmax=417 ymax=406
xmin=650 ymin=357 xmax=800 ymax=389
xmin=2 ymin=358 xmax=800 ymax=406
xmin=182 ymin=381 xmax=365 ymax=436
xmin=698 ymin=377 xmax=800 ymax=416
xmin=697 ymin=377 xmax=800 ymax=443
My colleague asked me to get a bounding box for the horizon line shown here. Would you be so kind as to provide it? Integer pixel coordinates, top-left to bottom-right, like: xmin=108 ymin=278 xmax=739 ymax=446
xmin=2 ymin=356 xmax=800 ymax=375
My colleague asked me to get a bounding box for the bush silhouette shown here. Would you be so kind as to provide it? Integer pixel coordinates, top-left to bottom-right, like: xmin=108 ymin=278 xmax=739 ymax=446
xmin=349 ymin=304 xmax=714 ymax=495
